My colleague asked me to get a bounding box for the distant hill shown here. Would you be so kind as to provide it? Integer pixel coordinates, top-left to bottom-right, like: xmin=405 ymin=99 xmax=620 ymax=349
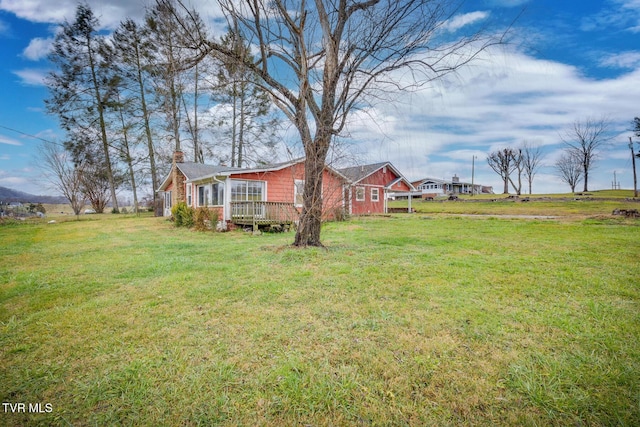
xmin=0 ymin=186 xmax=67 ymax=204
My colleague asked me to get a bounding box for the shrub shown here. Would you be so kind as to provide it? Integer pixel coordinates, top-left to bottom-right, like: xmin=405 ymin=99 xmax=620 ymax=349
xmin=194 ymin=208 xmax=220 ymax=232
xmin=332 ymin=206 xmax=349 ymax=222
xmin=172 ymin=202 xmax=194 ymax=228
xmin=194 ymin=207 xmax=210 ymax=231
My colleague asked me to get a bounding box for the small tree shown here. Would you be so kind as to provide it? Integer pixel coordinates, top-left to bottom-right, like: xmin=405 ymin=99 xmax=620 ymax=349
xmin=521 ymin=141 xmax=544 ymax=195
xmin=39 ymin=143 xmax=86 ymax=217
xmin=561 ymin=117 xmax=612 ymax=192
xmin=487 ymin=148 xmax=518 ymax=194
xmin=555 ymin=152 xmax=582 ymax=193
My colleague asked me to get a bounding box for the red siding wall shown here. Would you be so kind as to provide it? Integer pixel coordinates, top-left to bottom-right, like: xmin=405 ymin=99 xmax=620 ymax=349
xmin=230 ymin=162 xmax=345 ymax=219
xmin=350 ymin=166 xmax=410 ymax=215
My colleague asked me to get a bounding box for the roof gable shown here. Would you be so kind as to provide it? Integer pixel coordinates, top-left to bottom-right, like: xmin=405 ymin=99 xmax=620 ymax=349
xmin=339 ymin=162 xmax=416 ymax=191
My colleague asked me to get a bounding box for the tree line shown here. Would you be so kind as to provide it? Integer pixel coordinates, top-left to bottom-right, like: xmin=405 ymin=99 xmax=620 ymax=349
xmin=43 ymin=2 xmax=279 ymax=214
xmin=486 ymin=116 xmax=640 ymax=194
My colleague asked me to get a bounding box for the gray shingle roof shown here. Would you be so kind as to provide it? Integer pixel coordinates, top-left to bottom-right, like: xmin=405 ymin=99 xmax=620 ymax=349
xmin=176 ymin=162 xmax=243 ymax=180
xmin=338 ymin=162 xmax=390 ymax=183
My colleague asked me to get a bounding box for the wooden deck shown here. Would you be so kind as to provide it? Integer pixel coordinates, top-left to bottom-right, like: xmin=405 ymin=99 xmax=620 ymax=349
xmin=230 ymin=201 xmax=299 ymax=231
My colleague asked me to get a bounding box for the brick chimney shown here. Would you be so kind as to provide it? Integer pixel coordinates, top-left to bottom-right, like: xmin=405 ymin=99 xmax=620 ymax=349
xmin=172 ymin=151 xmax=185 ymax=209
xmin=173 ymin=151 xmax=184 ymax=164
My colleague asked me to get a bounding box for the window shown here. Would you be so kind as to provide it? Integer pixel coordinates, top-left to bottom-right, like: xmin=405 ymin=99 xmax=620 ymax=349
xmin=164 ymin=191 xmax=172 ymax=208
xmin=231 ymin=180 xmax=265 ymax=201
xmin=197 ymin=185 xmax=208 ymax=206
xmin=294 ymin=179 xmax=304 ymax=207
xmin=186 ymin=183 xmax=192 ymax=206
xmin=371 ymin=188 xmax=380 ymax=202
xmin=210 ymin=183 xmax=224 ymax=206
xmin=355 ymin=187 xmax=365 ymax=201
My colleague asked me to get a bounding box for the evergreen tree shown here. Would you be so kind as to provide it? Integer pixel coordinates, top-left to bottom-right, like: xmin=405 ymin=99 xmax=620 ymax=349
xmin=211 ymin=28 xmax=279 ymax=167
xmin=45 ymin=4 xmax=120 ymax=211
xmin=112 ymin=19 xmax=160 ymax=202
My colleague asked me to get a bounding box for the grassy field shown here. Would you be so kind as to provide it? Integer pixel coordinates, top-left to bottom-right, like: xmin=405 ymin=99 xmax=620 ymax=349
xmin=1 ymin=200 xmax=639 ymax=426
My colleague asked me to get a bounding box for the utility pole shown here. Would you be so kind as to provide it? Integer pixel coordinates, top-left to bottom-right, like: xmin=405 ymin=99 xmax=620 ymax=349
xmin=630 ymin=137 xmax=638 ymax=198
xmin=471 ymin=155 xmax=476 ymax=196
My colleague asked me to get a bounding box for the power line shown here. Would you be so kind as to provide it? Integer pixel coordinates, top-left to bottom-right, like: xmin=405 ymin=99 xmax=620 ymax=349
xmin=0 ymin=124 xmax=64 ymax=147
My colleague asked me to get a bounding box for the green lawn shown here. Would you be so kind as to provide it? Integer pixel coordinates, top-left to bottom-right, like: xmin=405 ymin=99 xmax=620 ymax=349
xmin=1 ymin=208 xmax=639 ymax=426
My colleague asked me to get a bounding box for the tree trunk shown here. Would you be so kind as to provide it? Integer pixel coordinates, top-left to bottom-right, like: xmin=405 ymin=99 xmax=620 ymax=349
xmin=294 ymin=155 xmax=325 ymax=247
xmin=293 ymin=133 xmax=330 ymax=247
xmin=238 ymin=83 xmax=245 ymax=167
xmin=231 ymin=80 xmax=237 ymax=167
xmin=502 ymin=177 xmax=509 ymax=194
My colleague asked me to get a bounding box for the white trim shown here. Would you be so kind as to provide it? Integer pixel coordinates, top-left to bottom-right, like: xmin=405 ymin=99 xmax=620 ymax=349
xmin=196 ymin=184 xmax=208 ymax=207
xmin=294 ymin=179 xmax=304 ymax=207
xmin=371 ymin=187 xmax=380 ymax=202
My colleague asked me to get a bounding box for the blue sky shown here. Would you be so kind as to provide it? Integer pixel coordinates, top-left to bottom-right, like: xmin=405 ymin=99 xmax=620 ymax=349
xmin=1 ymin=0 xmax=639 ymax=196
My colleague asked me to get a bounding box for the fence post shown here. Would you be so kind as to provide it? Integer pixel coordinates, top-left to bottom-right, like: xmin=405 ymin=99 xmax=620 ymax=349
xmin=252 ymin=201 xmax=257 ymax=232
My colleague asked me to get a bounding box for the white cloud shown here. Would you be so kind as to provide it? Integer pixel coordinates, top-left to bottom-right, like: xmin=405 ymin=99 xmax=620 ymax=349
xmin=0 ymin=135 xmax=22 ymax=146
xmin=22 ymin=37 xmax=54 ymax=60
xmin=12 ymin=68 xmax=47 ymax=86
xmin=581 ymin=0 xmax=640 ymax=33
xmin=0 ymin=0 xmax=226 ymax=31
xmin=442 ymin=11 xmax=489 ymax=33
xmin=600 ymin=51 xmax=640 ymax=69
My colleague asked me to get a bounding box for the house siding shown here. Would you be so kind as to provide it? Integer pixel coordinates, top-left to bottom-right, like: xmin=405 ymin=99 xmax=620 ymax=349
xmin=350 ymin=167 xmax=410 ymax=215
xmin=230 ymin=162 xmax=344 ymax=219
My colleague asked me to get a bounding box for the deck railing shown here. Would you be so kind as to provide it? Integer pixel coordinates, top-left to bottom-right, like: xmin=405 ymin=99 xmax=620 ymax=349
xmin=230 ymin=201 xmax=299 ymax=230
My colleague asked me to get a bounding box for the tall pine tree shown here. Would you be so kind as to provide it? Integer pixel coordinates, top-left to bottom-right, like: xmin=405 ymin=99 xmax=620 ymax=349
xmin=45 ymin=4 xmax=120 ymax=211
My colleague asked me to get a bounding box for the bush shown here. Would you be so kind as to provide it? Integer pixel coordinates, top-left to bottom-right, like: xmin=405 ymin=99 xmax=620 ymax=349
xmin=194 ymin=208 xmax=220 ymax=232
xmin=194 ymin=207 xmax=210 ymax=231
xmin=332 ymin=206 xmax=349 ymax=222
xmin=172 ymin=202 xmax=194 ymax=228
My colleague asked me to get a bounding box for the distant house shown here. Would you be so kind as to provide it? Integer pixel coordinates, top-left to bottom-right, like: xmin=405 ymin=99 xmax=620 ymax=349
xmin=157 ymin=152 xmax=348 ymax=228
xmin=339 ymin=162 xmax=416 ymax=214
xmin=412 ymin=175 xmax=493 ymax=199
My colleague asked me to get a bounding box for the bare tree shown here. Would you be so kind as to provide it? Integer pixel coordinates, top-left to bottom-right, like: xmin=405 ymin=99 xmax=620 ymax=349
xmin=169 ymin=0 xmax=508 ymax=246
xmin=520 ymin=141 xmax=544 ymax=195
xmin=39 ymin=143 xmax=86 ymax=217
xmin=508 ymin=148 xmax=524 ymax=195
xmin=561 ymin=117 xmax=612 ymax=192
xmin=555 ymin=152 xmax=582 ymax=193
xmin=487 ymin=148 xmax=518 ymax=194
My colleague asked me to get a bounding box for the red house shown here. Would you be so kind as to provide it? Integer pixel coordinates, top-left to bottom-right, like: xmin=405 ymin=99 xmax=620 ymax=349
xmin=339 ymin=162 xmax=415 ymax=215
xmin=158 ymin=152 xmax=348 ymax=228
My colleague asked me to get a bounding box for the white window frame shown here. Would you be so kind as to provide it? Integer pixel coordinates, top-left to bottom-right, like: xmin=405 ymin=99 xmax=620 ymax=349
xmin=230 ymin=179 xmax=266 ymax=202
xmin=210 ymin=182 xmax=224 ymax=206
xmin=294 ymin=179 xmax=305 ymax=207
xmin=197 ymin=185 xmax=208 ymax=207
xmin=355 ymin=186 xmax=365 ymax=202
xmin=186 ymin=183 xmax=192 ymax=206
xmin=371 ymin=187 xmax=380 ymax=202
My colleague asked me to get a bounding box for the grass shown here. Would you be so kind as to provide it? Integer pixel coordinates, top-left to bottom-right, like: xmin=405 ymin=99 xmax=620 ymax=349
xmin=391 ymin=189 xmax=640 ymax=216
xmin=1 ymin=205 xmax=639 ymax=426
